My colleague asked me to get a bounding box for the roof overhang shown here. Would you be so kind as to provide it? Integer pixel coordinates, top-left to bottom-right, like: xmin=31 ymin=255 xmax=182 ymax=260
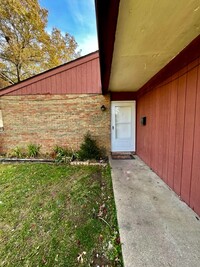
xmin=95 ymin=0 xmax=200 ymax=94
xmin=95 ymin=0 xmax=120 ymax=93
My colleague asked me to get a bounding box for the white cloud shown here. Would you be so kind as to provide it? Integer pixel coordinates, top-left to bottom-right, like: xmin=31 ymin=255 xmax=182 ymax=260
xmin=64 ymin=0 xmax=96 ymax=32
xmin=78 ymin=34 xmax=98 ymax=56
xmin=66 ymin=0 xmax=84 ymax=25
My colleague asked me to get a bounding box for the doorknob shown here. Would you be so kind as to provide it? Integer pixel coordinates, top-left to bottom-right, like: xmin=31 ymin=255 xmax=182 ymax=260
xmin=112 ymin=126 xmax=114 ymax=130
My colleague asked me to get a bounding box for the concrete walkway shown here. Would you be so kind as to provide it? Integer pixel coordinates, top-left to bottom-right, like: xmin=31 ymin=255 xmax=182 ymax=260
xmin=110 ymin=156 xmax=200 ymax=267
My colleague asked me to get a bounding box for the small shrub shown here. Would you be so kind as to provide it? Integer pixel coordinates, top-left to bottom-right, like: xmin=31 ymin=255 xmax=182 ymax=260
xmin=53 ymin=145 xmax=74 ymax=163
xmin=78 ymin=132 xmax=105 ymax=161
xmin=53 ymin=146 xmax=72 ymax=157
xmin=27 ymin=143 xmax=41 ymax=158
xmin=11 ymin=146 xmax=25 ymax=158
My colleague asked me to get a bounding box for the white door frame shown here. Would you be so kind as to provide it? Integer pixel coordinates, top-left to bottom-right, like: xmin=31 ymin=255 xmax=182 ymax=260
xmin=111 ymin=101 xmax=136 ymax=152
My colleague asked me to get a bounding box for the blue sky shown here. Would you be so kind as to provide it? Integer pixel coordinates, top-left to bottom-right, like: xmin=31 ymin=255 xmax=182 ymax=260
xmin=39 ymin=0 xmax=98 ymax=56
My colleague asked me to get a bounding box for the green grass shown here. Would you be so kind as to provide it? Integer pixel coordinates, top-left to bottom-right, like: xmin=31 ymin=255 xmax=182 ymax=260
xmin=0 ymin=163 xmax=123 ymax=267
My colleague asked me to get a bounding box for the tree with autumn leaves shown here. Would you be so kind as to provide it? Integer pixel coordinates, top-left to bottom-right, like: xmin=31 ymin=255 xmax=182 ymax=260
xmin=0 ymin=0 xmax=80 ymax=87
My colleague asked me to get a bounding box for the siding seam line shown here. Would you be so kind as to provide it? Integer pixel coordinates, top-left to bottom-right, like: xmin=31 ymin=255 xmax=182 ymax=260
xmin=180 ymin=67 xmax=188 ymax=198
xmin=189 ymin=65 xmax=199 ymax=206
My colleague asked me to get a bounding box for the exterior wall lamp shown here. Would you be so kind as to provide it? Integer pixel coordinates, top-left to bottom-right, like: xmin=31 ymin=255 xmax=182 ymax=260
xmin=101 ymin=105 xmax=106 ymax=111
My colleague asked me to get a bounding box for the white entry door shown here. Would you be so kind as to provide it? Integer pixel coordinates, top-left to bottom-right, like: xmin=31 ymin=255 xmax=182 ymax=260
xmin=111 ymin=101 xmax=136 ymax=152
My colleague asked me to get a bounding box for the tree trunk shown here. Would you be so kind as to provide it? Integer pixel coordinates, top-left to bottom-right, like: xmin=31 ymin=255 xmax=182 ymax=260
xmin=16 ymin=64 xmax=21 ymax=82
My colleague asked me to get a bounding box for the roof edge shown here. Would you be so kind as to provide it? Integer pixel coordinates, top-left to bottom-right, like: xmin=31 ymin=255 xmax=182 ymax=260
xmin=95 ymin=0 xmax=120 ymax=94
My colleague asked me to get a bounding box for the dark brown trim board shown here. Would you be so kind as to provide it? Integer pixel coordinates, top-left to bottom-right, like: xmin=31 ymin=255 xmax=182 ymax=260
xmin=95 ymin=0 xmax=120 ymax=94
xmin=111 ymin=92 xmax=137 ymax=101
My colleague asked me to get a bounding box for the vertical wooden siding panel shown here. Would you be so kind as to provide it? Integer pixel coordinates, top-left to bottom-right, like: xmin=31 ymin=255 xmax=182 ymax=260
xmin=146 ymin=92 xmax=151 ymax=165
xmin=46 ymin=77 xmax=52 ymax=94
xmin=81 ymin=64 xmax=87 ymax=93
xmin=166 ymin=80 xmax=177 ymax=189
xmin=86 ymin=61 xmax=92 ymax=93
xmin=148 ymin=91 xmax=153 ymax=166
xmin=35 ymin=81 xmax=40 ymax=94
xmin=56 ymin=73 xmax=61 ymax=93
xmin=69 ymin=70 xmax=73 ymax=93
xmin=150 ymin=89 xmax=157 ymax=171
xmin=173 ymin=74 xmax=187 ymax=196
xmin=162 ymin=84 xmax=170 ymax=183
xmin=138 ymin=98 xmax=144 ymax=157
xmin=51 ymin=75 xmax=57 ymax=94
xmin=21 ymin=86 xmax=28 ymax=95
xmin=65 ymin=71 xmax=70 ymax=93
xmin=31 ymin=83 xmax=36 ymax=94
xmin=190 ymin=64 xmax=200 ymax=214
xmin=149 ymin=89 xmax=156 ymax=171
xmin=71 ymin=67 xmax=77 ymax=93
xmin=47 ymin=77 xmax=52 ymax=94
xmin=145 ymin=94 xmax=149 ymax=163
xmin=42 ymin=78 xmax=46 ymax=94
xmin=30 ymin=82 xmax=35 ymax=94
xmin=45 ymin=77 xmax=52 ymax=94
xmin=154 ymin=88 xmax=160 ymax=174
xmin=140 ymin=97 xmax=146 ymax=158
xmin=34 ymin=83 xmax=39 ymax=94
xmin=77 ymin=65 xmax=82 ymax=93
xmin=142 ymin=95 xmax=147 ymax=161
xmin=91 ymin=59 xmax=97 ymax=93
xmin=149 ymin=90 xmax=153 ymax=168
xmin=89 ymin=60 xmax=93 ymax=92
xmin=157 ymin=86 xmax=164 ymax=177
xmin=63 ymin=72 xmax=67 ymax=93
xmin=58 ymin=73 xmax=63 ymax=94
xmin=29 ymin=84 xmax=34 ymax=94
xmin=85 ymin=62 xmax=88 ymax=93
xmin=37 ymin=80 xmax=42 ymax=94
xmin=181 ymin=67 xmax=198 ymax=205
xmin=44 ymin=78 xmax=49 ymax=94
xmin=138 ymin=97 xmax=144 ymax=158
xmin=137 ymin=95 xmax=150 ymax=162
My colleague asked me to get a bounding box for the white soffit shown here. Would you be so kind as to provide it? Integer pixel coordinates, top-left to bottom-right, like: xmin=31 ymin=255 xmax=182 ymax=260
xmin=109 ymin=0 xmax=200 ymax=92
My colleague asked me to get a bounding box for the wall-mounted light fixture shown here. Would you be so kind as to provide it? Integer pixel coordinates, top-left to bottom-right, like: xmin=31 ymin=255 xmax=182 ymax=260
xmin=101 ymin=105 xmax=106 ymax=111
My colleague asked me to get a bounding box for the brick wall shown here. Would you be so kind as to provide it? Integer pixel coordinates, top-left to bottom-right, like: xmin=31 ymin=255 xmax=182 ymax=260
xmin=0 ymin=94 xmax=111 ymax=155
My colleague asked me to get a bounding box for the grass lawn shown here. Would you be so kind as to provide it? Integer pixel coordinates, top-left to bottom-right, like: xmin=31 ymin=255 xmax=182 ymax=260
xmin=0 ymin=163 xmax=123 ymax=267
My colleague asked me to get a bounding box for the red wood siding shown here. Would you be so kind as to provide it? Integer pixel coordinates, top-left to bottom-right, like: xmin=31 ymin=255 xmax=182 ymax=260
xmin=0 ymin=52 xmax=101 ymax=96
xmin=137 ymin=57 xmax=200 ymax=215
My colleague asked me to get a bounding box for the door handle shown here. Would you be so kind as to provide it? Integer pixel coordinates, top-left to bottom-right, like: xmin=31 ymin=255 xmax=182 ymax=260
xmin=112 ymin=126 xmax=114 ymax=130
